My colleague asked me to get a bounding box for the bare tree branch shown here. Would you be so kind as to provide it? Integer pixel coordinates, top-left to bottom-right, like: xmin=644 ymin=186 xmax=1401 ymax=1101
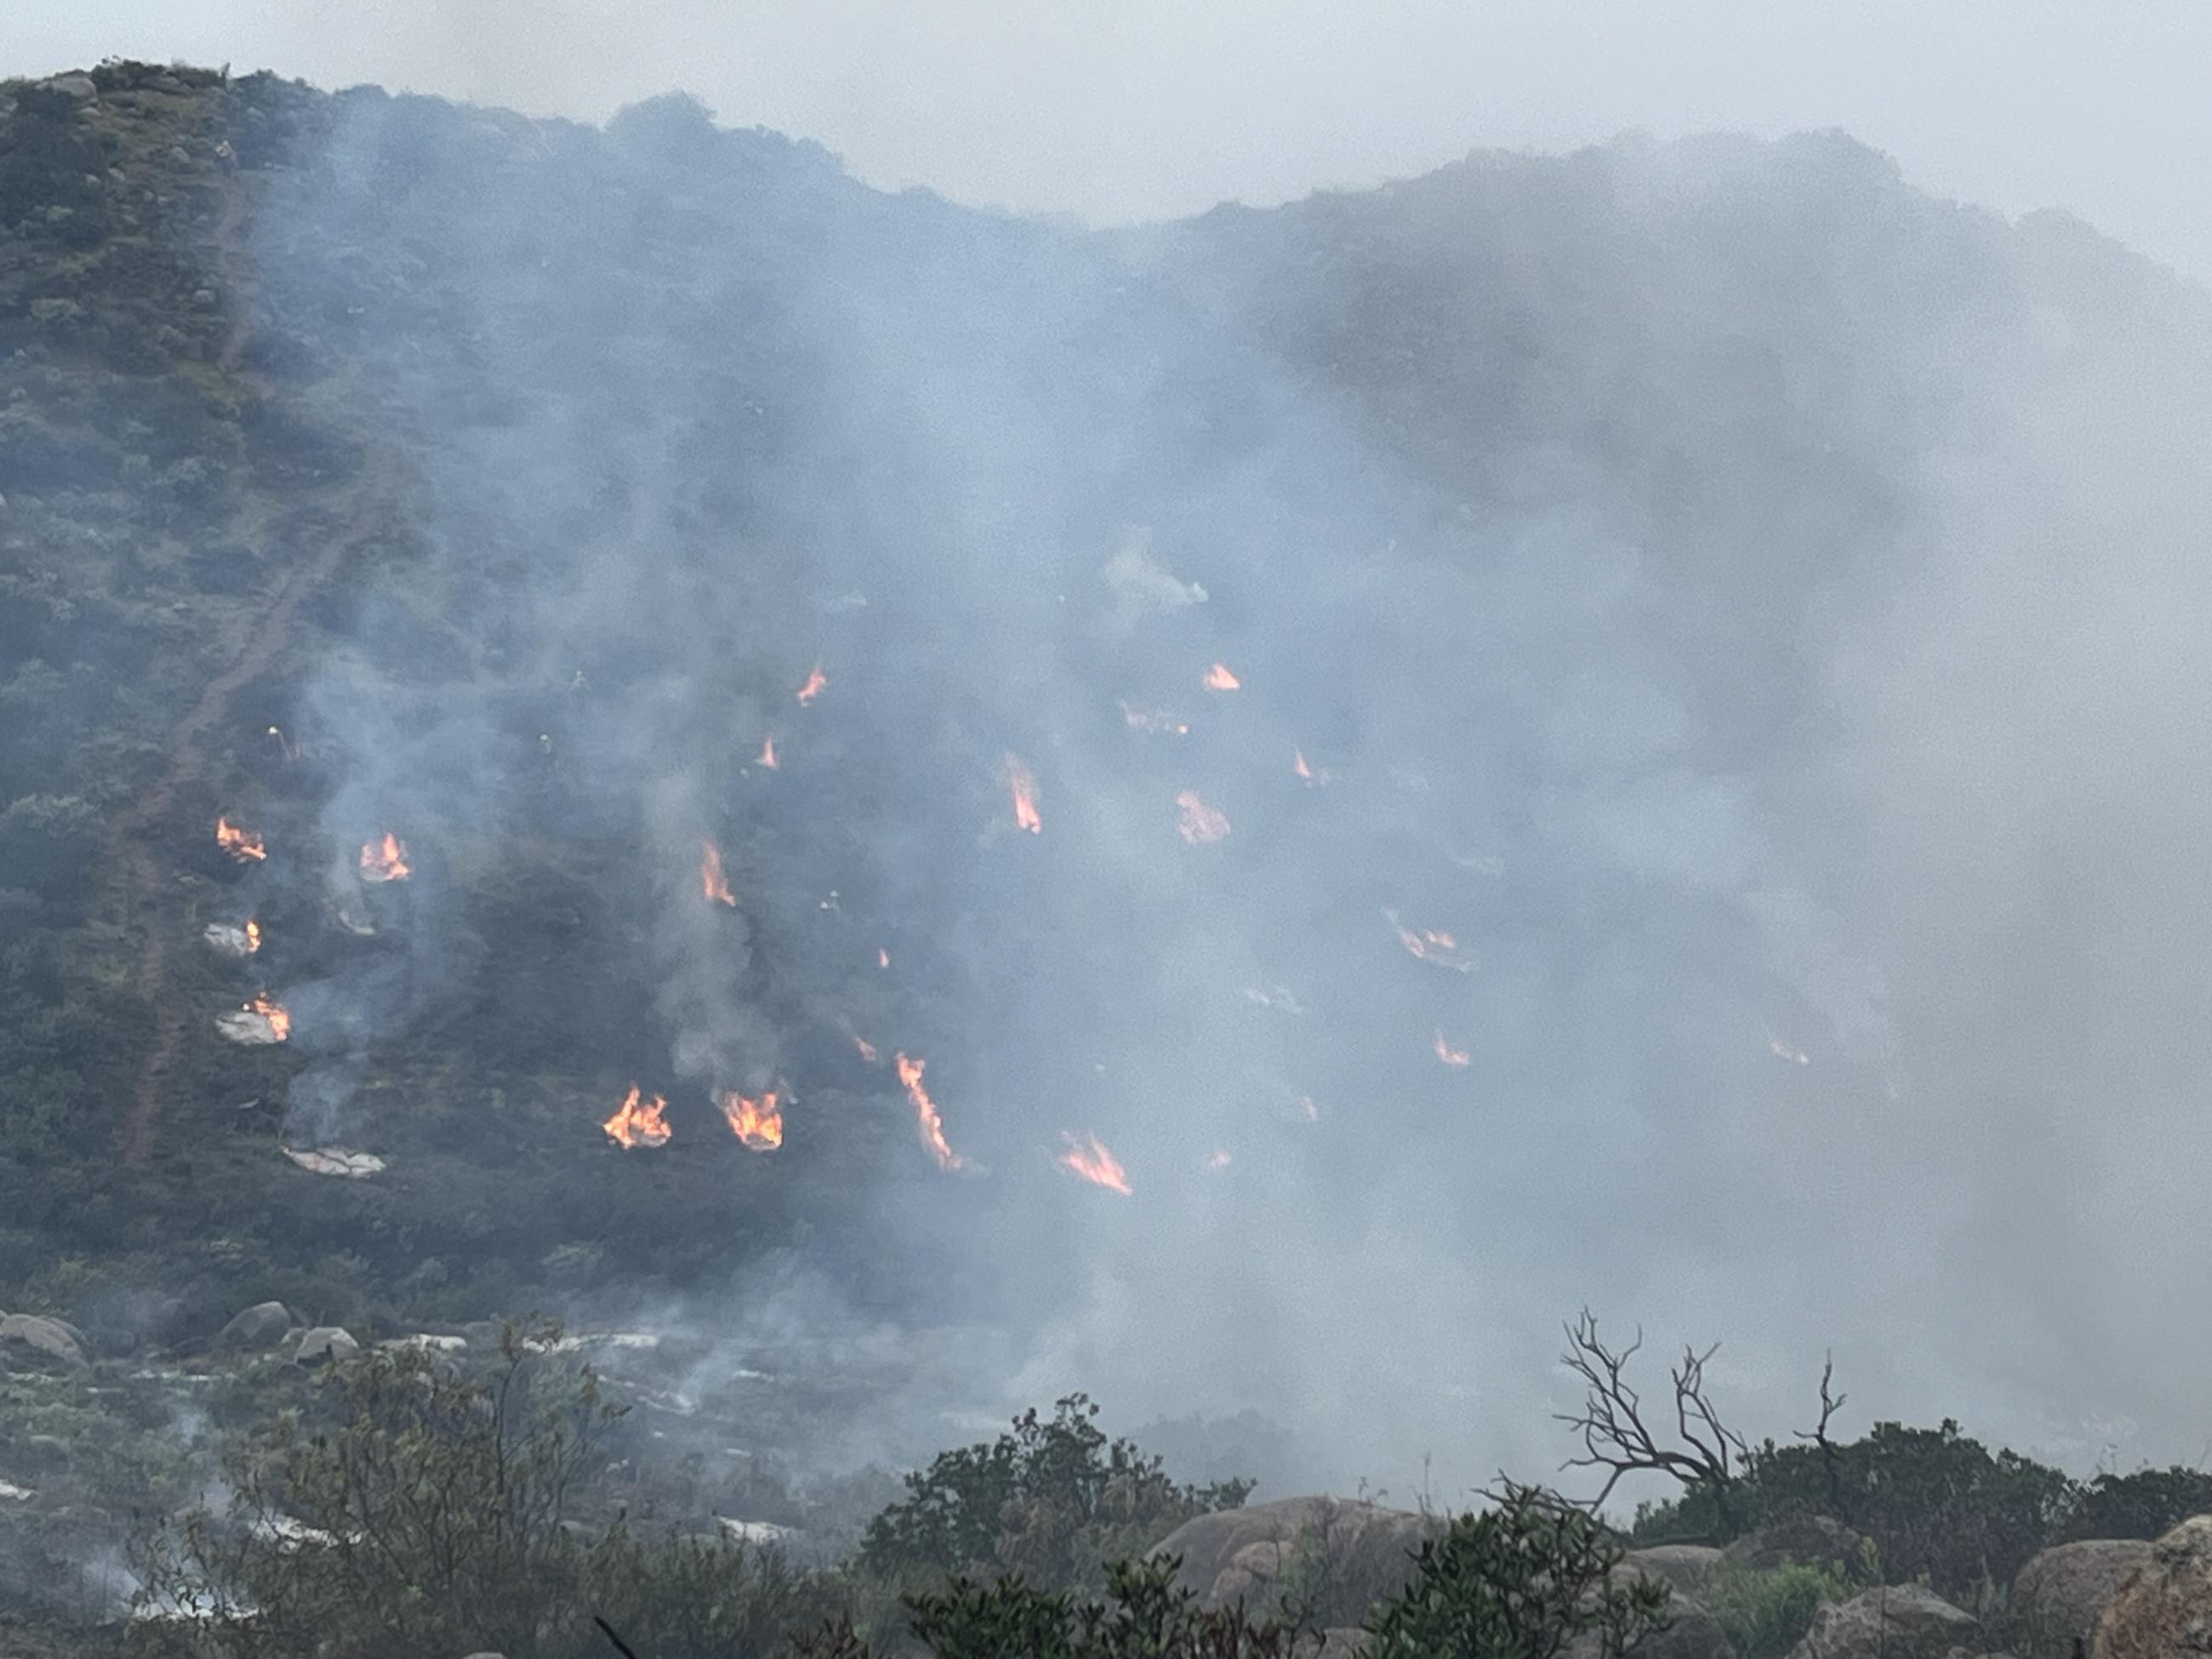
xmin=1555 ymin=1308 xmax=1749 ymax=1531
xmin=1793 ymin=1350 xmax=1850 ymax=1517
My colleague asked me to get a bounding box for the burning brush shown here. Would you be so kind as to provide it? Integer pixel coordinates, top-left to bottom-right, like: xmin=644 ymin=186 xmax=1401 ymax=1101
xmin=216 ymin=818 xmax=266 ymax=863
xmin=358 ymin=834 xmax=410 ymax=882
xmin=217 ymin=994 xmax=291 ymax=1045
xmin=719 ymin=1089 xmax=784 ymax=1152
xmin=603 ymin=1086 xmax=672 ymax=1149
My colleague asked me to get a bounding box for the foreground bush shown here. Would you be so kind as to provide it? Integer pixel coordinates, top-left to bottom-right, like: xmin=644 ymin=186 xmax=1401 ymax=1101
xmin=128 ymin=1320 xmax=846 ymax=1659
xmin=1363 ymin=1482 xmax=1673 ymax=1659
xmin=1695 ymin=1559 xmax=1860 ymax=1659
xmin=857 ymin=1394 xmax=1254 ymax=1593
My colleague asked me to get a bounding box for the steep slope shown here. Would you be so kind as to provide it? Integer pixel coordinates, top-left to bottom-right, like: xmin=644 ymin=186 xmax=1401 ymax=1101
xmin=3 ymin=63 xmax=2211 ymax=1521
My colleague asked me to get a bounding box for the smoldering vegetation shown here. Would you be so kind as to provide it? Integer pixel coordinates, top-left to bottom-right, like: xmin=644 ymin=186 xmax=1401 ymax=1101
xmin=9 ymin=63 xmax=2212 ymax=1507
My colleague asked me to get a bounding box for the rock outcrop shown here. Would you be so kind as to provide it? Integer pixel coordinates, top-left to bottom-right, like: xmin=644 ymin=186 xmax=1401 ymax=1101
xmin=1725 ymin=1514 xmax=1870 ymax=1576
xmin=1788 ymin=1585 xmax=1979 ymax=1659
xmin=2010 ymin=1540 xmax=2155 ymax=1659
xmin=216 ymin=1301 xmax=295 ymax=1351
xmin=293 ymin=1326 xmax=362 ymax=1365
xmin=0 ymin=1313 xmax=88 ymax=1371
xmin=1153 ymin=1497 xmax=1445 ymax=1626
xmin=2094 ymin=1515 xmax=2212 ymax=1659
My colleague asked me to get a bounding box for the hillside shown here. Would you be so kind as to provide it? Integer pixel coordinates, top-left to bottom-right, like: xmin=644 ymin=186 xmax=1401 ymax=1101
xmin=3 ymin=57 xmax=2212 ymax=1636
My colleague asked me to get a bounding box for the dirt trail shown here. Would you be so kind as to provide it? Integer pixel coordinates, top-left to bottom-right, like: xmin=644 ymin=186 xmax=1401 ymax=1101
xmin=112 ymin=163 xmax=390 ymax=1166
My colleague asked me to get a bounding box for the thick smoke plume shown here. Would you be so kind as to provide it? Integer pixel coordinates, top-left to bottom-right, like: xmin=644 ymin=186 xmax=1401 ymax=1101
xmin=238 ymin=88 xmax=2212 ymax=1497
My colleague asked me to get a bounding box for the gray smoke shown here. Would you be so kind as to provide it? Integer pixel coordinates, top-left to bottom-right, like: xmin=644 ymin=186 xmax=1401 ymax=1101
xmin=238 ymin=83 xmax=2212 ymax=1500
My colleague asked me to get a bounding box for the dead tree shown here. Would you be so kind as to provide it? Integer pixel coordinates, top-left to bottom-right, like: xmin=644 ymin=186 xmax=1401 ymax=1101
xmin=1555 ymin=1308 xmax=1750 ymax=1533
xmin=1794 ymin=1350 xmax=1850 ymax=1519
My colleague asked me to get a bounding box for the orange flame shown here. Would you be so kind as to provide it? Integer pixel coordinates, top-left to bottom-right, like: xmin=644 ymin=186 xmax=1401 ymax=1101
xmin=1175 ymin=790 xmax=1231 ymax=844
xmin=1203 ymin=662 xmax=1241 ymax=691
xmin=853 ymin=1034 xmax=880 ymax=1063
xmin=795 ymin=663 xmax=827 ymax=705
xmin=699 ymin=839 xmax=737 ymax=905
xmin=1296 ymin=1094 xmax=1320 ymax=1122
xmin=1769 ymin=1035 xmax=1810 ymax=1066
xmin=719 ymin=1089 xmax=784 ymax=1152
xmin=1120 ymin=700 xmax=1190 ymax=737
xmin=602 ymin=1086 xmax=671 ymax=1149
xmin=1434 ymin=1029 xmax=1471 ymax=1068
xmin=1006 ymin=754 xmax=1042 ymax=834
xmin=216 ymin=818 xmax=266 ymax=863
xmin=1386 ymin=910 xmax=1473 ymax=972
xmin=358 ymin=833 xmax=410 ymax=882
xmin=246 ymin=993 xmax=290 ymax=1041
xmin=1059 ymin=1132 xmax=1132 ymax=1195
xmin=877 ymin=947 xmax=891 ymax=970
xmin=758 ymin=737 xmax=779 ymax=769
xmin=1293 ymin=749 xmax=1313 ymax=781
xmin=244 ymin=919 xmax=262 ymax=954
xmin=894 ymin=1052 xmax=964 ymax=1171
xmin=1206 ymin=1149 xmax=1234 ymax=1171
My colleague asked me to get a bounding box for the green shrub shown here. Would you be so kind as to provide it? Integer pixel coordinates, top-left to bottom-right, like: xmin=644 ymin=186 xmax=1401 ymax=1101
xmin=1364 ymin=1482 xmax=1672 ymax=1659
xmin=1696 ymin=1559 xmax=1857 ymax=1659
xmin=856 ymin=1394 xmax=1253 ymax=1593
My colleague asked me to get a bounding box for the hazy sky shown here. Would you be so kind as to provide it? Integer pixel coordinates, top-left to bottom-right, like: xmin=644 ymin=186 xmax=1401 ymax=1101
xmin=9 ymin=1 xmax=2212 ymax=285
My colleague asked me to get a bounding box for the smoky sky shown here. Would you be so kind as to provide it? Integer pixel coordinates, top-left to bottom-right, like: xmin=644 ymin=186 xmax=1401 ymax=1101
xmin=9 ymin=1 xmax=2212 ymax=288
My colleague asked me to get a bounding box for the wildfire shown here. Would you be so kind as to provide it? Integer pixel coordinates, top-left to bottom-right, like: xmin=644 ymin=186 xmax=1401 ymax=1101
xmin=1175 ymin=790 xmax=1231 ymax=845
xmin=1006 ymin=754 xmax=1042 ymax=834
xmin=245 ymin=919 xmax=262 ymax=953
xmin=1059 ymin=1132 xmax=1132 ymax=1195
xmin=1206 ymin=1149 xmax=1234 ymax=1170
xmin=602 ymin=1086 xmax=672 ymax=1149
xmin=1296 ymin=1094 xmax=1320 ymax=1122
xmin=358 ymin=833 xmax=410 ymax=882
xmin=248 ymin=994 xmax=290 ymax=1040
xmin=1769 ymin=1035 xmax=1811 ymax=1066
xmin=1292 ymin=749 xmax=1330 ymax=785
xmin=757 ymin=737 xmax=779 ymax=770
xmin=1385 ymin=909 xmax=1474 ymax=972
xmin=1203 ymin=662 xmax=1241 ymax=691
xmin=718 ymin=1089 xmax=784 ymax=1152
xmin=699 ymin=839 xmax=737 ymax=905
xmin=1434 ymin=1029 xmax=1471 ymax=1068
xmin=1120 ymin=700 xmax=1190 ymax=737
xmin=894 ymin=1052 xmax=964 ymax=1171
xmin=877 ymin=948 xmax=891 ymax=970
xmin=216 ymin=818 xmax=266 ymax=863
xmin=795 ymin=663 xmax=827 ymax=705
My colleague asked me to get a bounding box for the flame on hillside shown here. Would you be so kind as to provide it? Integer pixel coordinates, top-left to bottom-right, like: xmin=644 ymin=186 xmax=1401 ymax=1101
xmin=894 ymin=1052 xmax=964 ymax=1171
xmin=877 ymin=948 xmax=891 ymax=970
xmin=602 ymin=1086 xmax=671 ymax=1149
xmin=1385 ymin=909 xmax=1474 ymax=972
xmin=1006 ymin=754 xmax=1042 ymax=834
xmin=719 ymin=1089 xmax=784 ymax=1152
xmin=216 ymin=818 xmax=266 ymax=863
xmin=1770 ymin=1035 xmax=1811 ymax=1066
xmin=699 ymin=839 xmax=737 ymax=905
xmin=1203 ymin=662 xmax=1241 ymax=691
xmin=1434 ymin=1029 xmax=1471 ymax=1068
xmin=245 ymin=919 xmax=262 ymax=953
xmin=248 ymin=994 xmax=289 ymax=1040
xmin=358 ymin=833 xmax=410 ymax=882
xmin=757 ymin=737 xmax=779 ymax=769
xmin=1206 ymin=1149 xmax=1234 ymax=1170
xmin=847 ymin=1023 xmax=881 ymax=1063
xmin=1059 ymin=1132 xmax=1132 ymax=1194
xmin=1120 ymin=700 xmax=1189 ymax=737
xmin=795 ymin=664 xmax=827 ymax=705
xmin=1175 ymin=790 xmax=1230 ymax=844
xmin=1296 ymin=1094 xmax=1320 ymax=1122
xmin=1292 ymin=749 xmax=1331 ymax=785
